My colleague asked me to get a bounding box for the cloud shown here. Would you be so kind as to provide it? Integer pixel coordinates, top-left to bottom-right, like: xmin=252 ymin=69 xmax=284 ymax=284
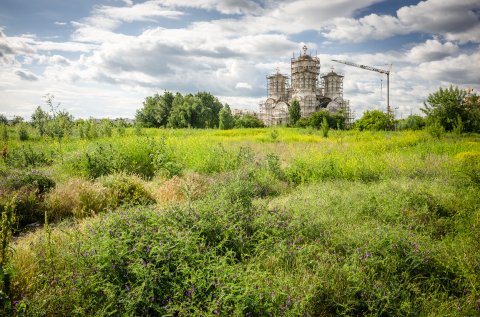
xmin=54 ymin=22 xmax=67 ymax=26
xmin=15 ymin=70 xmax=39 ymax=81
xmin=322 ymin=0 xmax=480 ymax=43
xmin=406 ymin=39 xmax=459 ymax=63
xmin=235 ymin=82 xmax=252 ymax=89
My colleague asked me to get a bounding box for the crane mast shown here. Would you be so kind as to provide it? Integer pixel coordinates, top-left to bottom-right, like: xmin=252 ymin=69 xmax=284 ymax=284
xmin=332 ymin=59 xmax=392 ymax=116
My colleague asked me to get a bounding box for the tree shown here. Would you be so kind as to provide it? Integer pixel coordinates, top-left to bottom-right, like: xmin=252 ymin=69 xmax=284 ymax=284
xmin=31 ymin=106 xmax=51 ymax=136
xmin=195 ymin=92 xmax=223 ymax=128
xmin=422 ymin=85 xmax=480 ymax=133
xmin=306 ymin=111 xmax=346 ymax=130
xmin=0 ymin=114 xmax=7 ymax=125
xmin=320 ymin=116 xmax=329 ymax=137
xmin=11 ymin=116 xmax=24 ymax=125
xmin=234 ymin=114 xmax=265 ymax=128
xmin=218 ymin=104 xmax=234 ymax=130
xmin=289 ymin=99 xmax=301 ymax=126
xmin=135 ymin=91 xmax=175 ymax=128
xmin=397 ymin=114 xmax=425 ymax=131
xmin=355 ymin=110 xmax=394 ymax=131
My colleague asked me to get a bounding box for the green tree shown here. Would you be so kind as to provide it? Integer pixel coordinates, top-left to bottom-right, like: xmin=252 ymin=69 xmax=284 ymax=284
xmin=195 ymin=92 xmax=223 ymax=128
xmin=31 ymin=106 xmax=51 ymax=136
xmin=234 ymin=114 xmax=265 ymax=128
xmin=44 ymin=94 xmax=74 ymax=161
xmin=219 ymin=104 xmax=234 ymax=130
xmin=422 ymin=85 xmax=480 ymax=132
xmin=320 ymin=116 xmax=329 ymax=137
xmin=0 ymin=114 xmax=7 ymax=125
xmin=397 ymin=114 xmax=425 ymax=131
xmin=135 ymin=91 xmax=175 ymax=128
xmin=11 ymin=116 xmax=24 ymax=125
xmin=306 ymin=111 xmax=345 ymax=130
xmin=289 ymin=99 xmax=301 ymax=126
xmin=355 ymin=110 xmax=394 ymax=131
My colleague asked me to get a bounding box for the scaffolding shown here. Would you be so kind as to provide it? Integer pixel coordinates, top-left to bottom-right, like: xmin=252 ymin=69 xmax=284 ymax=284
xmin=266 ymin=70 xmax=289 ymax=101
xmin=321 ymin=69 xmax=344 ymax=101
xmin=291 ymin=45 xmax=320 ymax=93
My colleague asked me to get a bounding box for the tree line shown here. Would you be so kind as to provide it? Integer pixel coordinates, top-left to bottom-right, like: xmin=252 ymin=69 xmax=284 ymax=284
xmin=1 ymin=85 xmax=478 ymax=138
xmin=135 ymin=91 xmax=264 ymax=129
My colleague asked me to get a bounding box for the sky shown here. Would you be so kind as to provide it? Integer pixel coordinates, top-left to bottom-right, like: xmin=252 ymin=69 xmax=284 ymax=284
xmin=0 ymin=0 xmax=479 ymax=120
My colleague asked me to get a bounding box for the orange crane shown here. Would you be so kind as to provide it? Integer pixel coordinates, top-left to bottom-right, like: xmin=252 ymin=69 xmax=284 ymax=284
xmin=332 ymin=59 xmax=392 ymax=116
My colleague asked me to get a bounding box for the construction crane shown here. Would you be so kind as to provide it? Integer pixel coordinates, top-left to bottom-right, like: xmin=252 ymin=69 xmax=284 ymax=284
xmin=332 ymin=59 xmax=392 ymax=116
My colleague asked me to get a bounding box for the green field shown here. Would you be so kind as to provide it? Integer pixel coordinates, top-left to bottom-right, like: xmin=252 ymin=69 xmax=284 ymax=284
xmin=1 ymin=128 xmax=480 ymax=316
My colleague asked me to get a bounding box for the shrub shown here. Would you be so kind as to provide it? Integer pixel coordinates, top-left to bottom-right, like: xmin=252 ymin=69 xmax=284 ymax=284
xmin=355 ymin=110 xmax=394 ymax=131
xmin=100 ymin=173 xmax=155 ymax=206
xmin=6 ymin=145 xmax=53 ymax=168
xmin=85 ymin=144 xmax=117 ymax=178
xmin=17 ymin=124 xmax=29 ymax=141
xmin=150 ymin=137 xmax=182 ymax=178
xmin=426 ymin=118 xmax=445 ymax=139
xmin=456 ymin=151 xmax=480 ymax=186
xmin=45 ymin=178 xmax=116 ymax=222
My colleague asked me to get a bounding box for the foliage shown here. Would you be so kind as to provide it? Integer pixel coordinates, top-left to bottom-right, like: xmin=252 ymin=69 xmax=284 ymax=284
xmin=320 ymin=116 xmax=329 ymax=137
xmin=0 ymin=114 xmax=7 ymax=125
xmin=6 ymin=145 xmax=53 ymax=168
xmin=167 ymin=92 xmax=223 ymax=129
xmin=455 ymin=151 xmax=480 ymax=186
xmin=0 ymin=124 xmax=7 ymax=142
xmin=397 ymin=114 xmax=426 ymax=131
xmin=135 ymin=92 xmax=174 ymax=128
xmin=426 ymin=118 xmax=445 ymax=139
xmin=234 ymin=114 xmax=265 ymax=128
xmin=100 ymin=173 xmax=155 ymax=206
xmin=297 ymin=110 xmax=345 ymax=130
xmin=288 ymin=99 xmax=301 ymax=126
xmin=17 ymin=124 xmax=29 ymax=141
xmin=355 ymin=109 xmax=394 ymax=131
xmin=99 ymin=119 xmax=113 ymax=137
xmin=31 ymin=106 xmax=50 ymax=136
xmin=3 ymin=128 xmax=480 ymax=316
xmin=150 ymin=137 xmax=183 ymax=178
xmin=422 ymin=85 xmax=480 ymax=132
xmin=11 ymin=116 xmax=23 ymax=125
xmin=218 ymin=104 xmax=234 ymax=130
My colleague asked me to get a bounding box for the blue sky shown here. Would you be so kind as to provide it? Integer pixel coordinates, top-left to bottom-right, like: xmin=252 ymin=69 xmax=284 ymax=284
xmin=1 ymin=0 xmax=479 ymax=119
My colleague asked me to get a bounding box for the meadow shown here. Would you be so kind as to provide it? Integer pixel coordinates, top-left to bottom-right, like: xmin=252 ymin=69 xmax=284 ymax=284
xmin=0 ymin=127 xmax=479 ymax=316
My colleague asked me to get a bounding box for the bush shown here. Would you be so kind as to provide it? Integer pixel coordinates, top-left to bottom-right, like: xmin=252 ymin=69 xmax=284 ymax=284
xmin=100 ymin=173 xmax=155 ymax=206
xmin=45 ymin=178 xmax=116 ymax=222
xmin=0 ymin=170 xmax=55 ymax=227
xmin=150 ymin=138 xmax=182 ymax=178
xmin=17 ymin=124 xmax=29 ymax=141
xmin=456 ymin=151 xmax=480 ymax=186
xmin=6 ymin=145 xmax=53 ymax=168
xmin=355 ymin=110 xmax=394 ymax=131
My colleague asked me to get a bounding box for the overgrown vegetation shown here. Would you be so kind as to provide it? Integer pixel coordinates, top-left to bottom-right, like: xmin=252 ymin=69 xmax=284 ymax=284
xmin=0 ymin=126 xmax=478 ymax=316
xmin=0 ymin=86 xmax=479 ymax=315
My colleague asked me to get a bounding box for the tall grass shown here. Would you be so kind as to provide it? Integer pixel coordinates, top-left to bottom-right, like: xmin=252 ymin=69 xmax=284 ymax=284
xmin=2 ymin=128 xmax=480 ymax=316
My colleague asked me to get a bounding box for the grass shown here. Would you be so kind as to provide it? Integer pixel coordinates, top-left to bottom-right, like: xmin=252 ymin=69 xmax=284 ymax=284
xmin=1 ymin=127 xmax=479 ymax=316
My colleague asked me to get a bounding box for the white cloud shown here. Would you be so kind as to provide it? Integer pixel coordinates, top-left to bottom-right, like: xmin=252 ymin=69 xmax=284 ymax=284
xmin=235 ymin=82 xmax=252 ymax=89
xmin=323 ymin=0 xmax=480 ymax=43
xmin=406 ymin=39 xmax=459 ymax=63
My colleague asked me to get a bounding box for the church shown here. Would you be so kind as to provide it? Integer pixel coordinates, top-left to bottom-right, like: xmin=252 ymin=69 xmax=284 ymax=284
xmin=259 ymin=45 xmax=350 ymax=126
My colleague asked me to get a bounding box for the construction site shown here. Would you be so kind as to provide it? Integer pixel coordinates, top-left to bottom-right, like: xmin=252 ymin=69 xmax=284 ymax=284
xmin=259 ymin=45 xmax=353 ymax=126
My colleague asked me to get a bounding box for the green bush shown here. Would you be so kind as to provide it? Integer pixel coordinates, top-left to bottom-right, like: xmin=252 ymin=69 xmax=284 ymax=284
xmin=150 ymin=137 xmax=182 ymax=178
xmin=17 ymin=124 xmax=29 ymax=141
xmin=100 ymin=173 xmax=155 ymax=206
xmin=6 ymin=145 xmax=53 ymax=168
